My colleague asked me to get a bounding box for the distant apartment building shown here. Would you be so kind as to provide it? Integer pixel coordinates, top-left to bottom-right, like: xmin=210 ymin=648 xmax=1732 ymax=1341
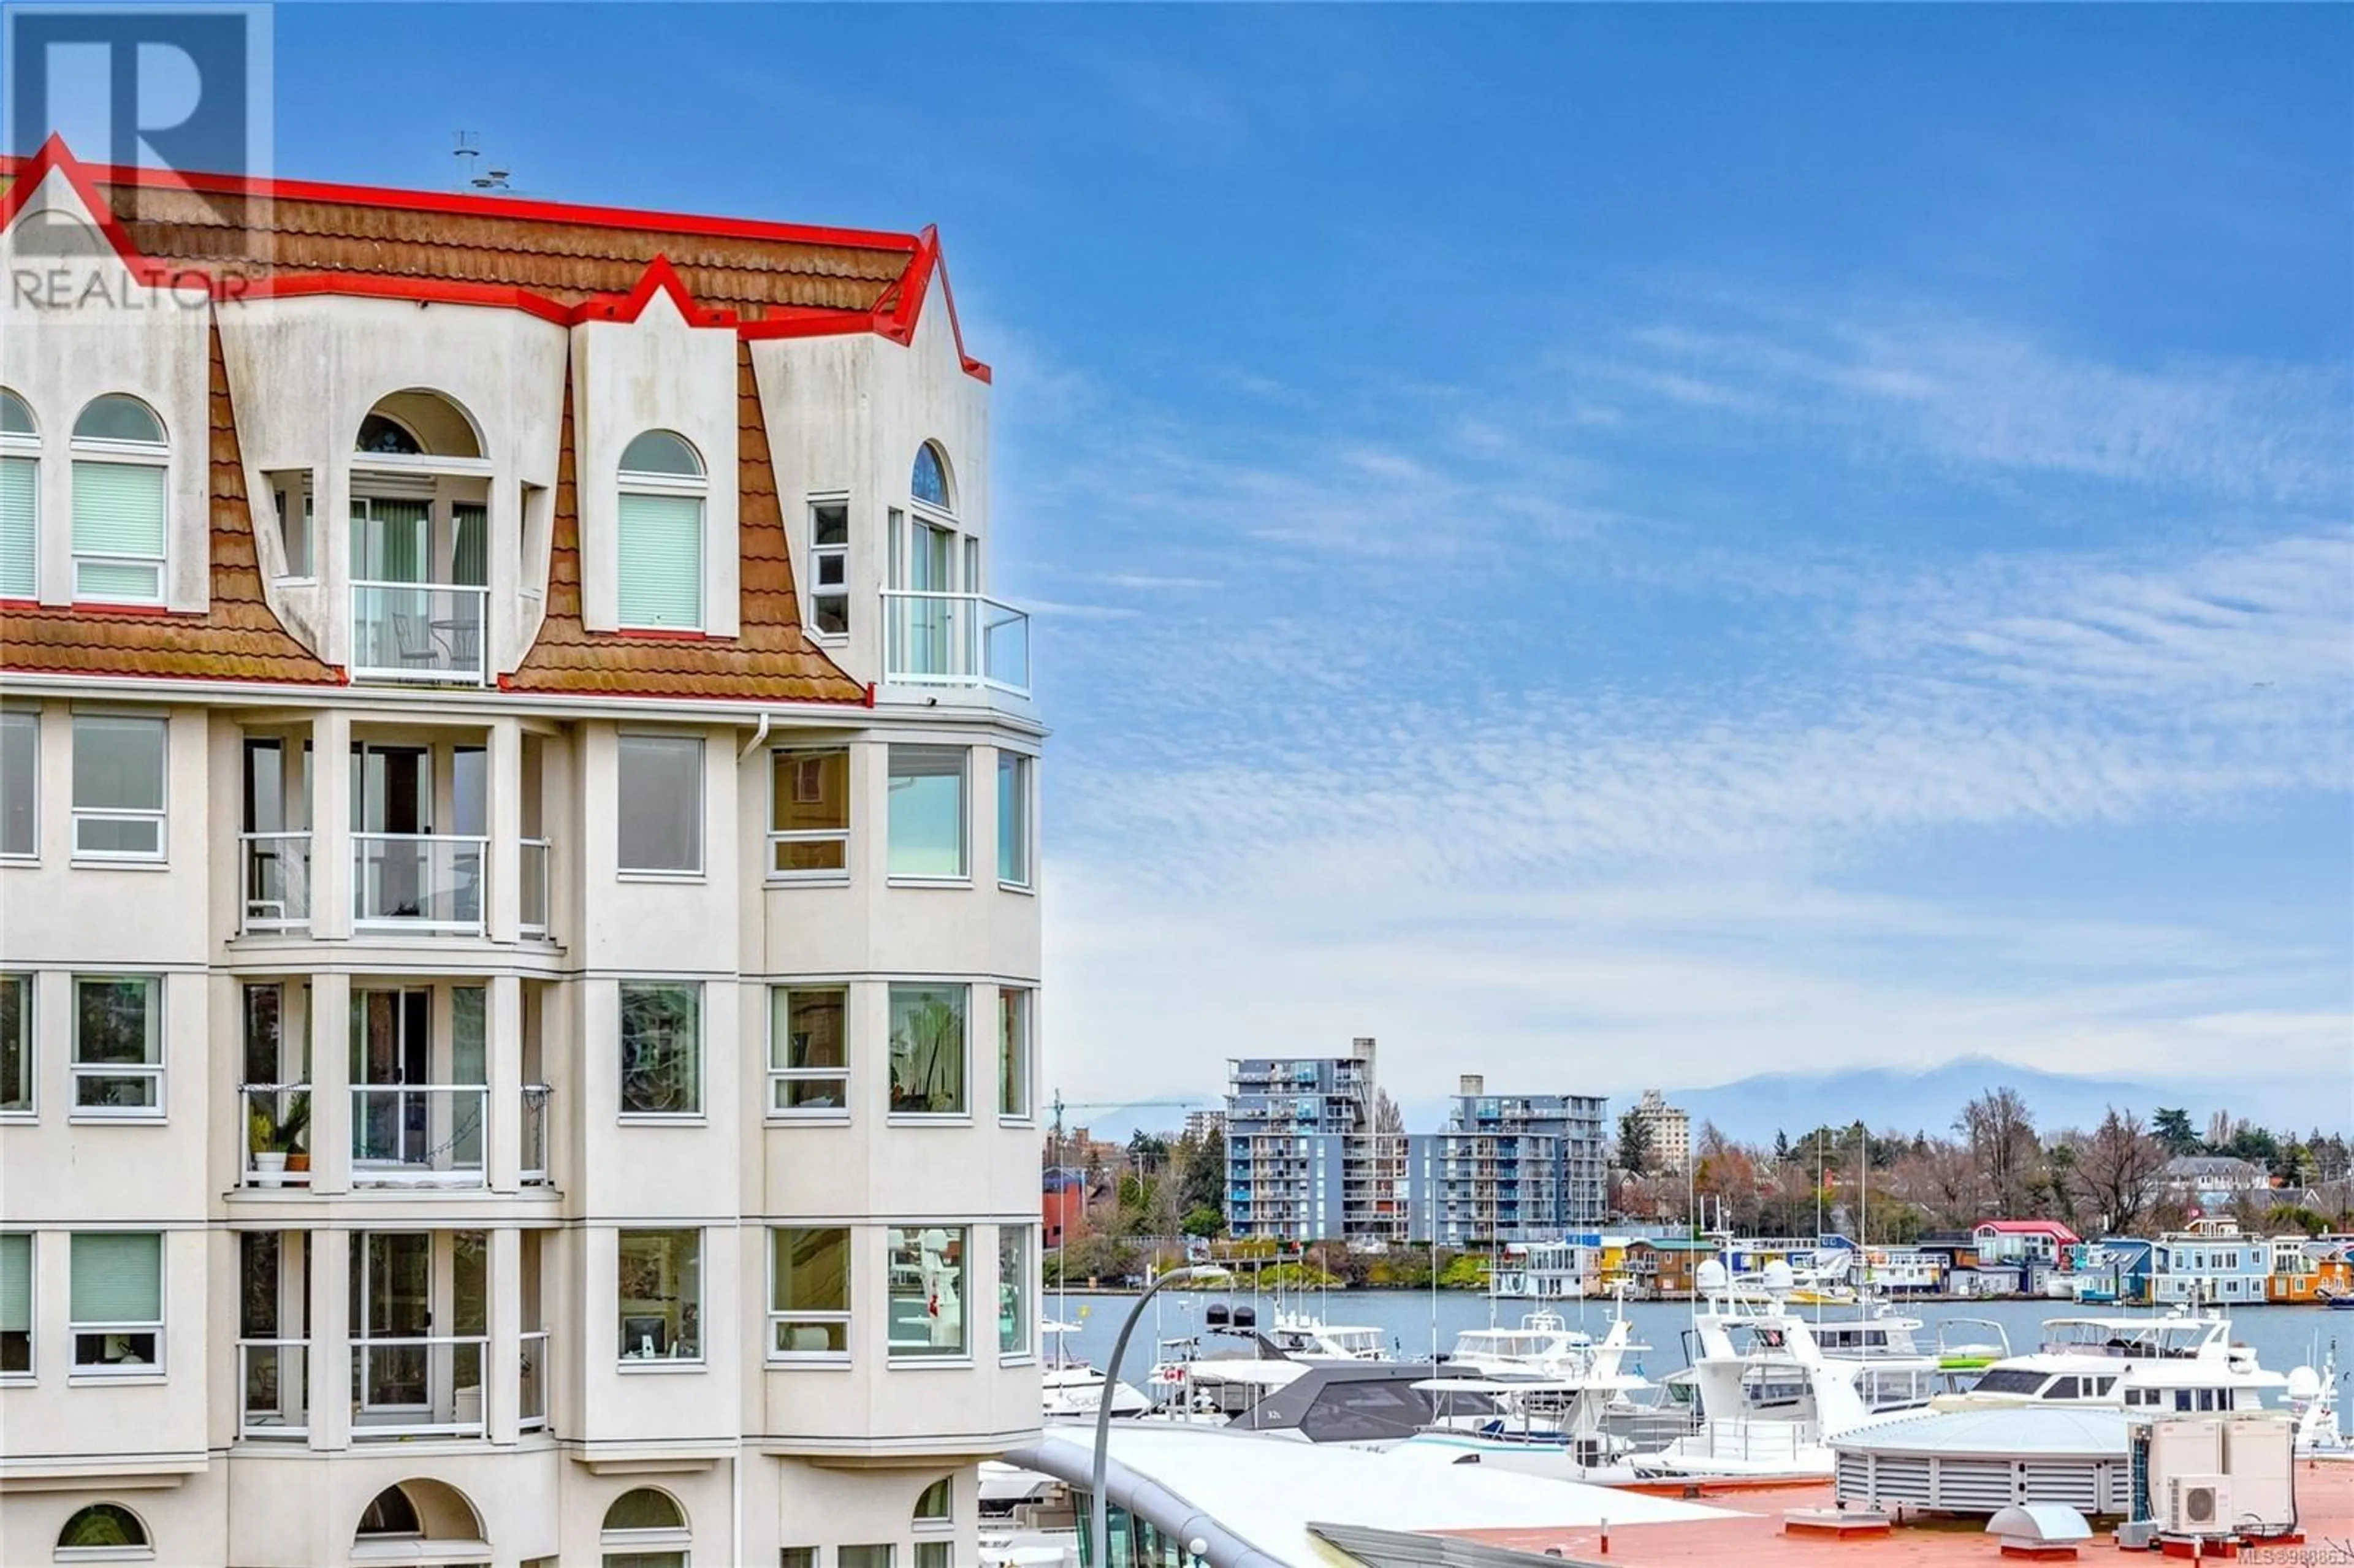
xmin=2152 ymin=1155 xmax=2273 ymax=1209
xmin=1407 ymin=1076 xmax=1609 ymax=1246
xmin=1224 ymin=1038 xmax=1400 ymax=1243
xmin=1629 ymin=1087 xmax=1691 ymax=1173
xmin=1182 ymin=1108 xmax=1227 ymax=1144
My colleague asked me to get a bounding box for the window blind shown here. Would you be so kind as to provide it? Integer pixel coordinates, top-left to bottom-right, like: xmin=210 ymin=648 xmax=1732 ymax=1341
xmin=617 ymin=492 xmax=703 ymax=628
xmin=0 ymin=1233 xmax=28 ymax=1333
xmin=0 ymin=457 xmax=34 ymax=598
xmin=70 ymin=1232 xmax=161 ymax=1322
xmin=70 ymin=462 xmax=165 ymax=558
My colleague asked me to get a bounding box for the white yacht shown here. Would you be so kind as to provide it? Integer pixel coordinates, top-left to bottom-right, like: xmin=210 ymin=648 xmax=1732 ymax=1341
xmin=1264 ymin=1312 xmax=1392 ymax=1361
xmin=2287 ymin=1342 xmax=2350 ymax=1459
xmin=1446 ymin=1310 xmax=1601 ymax=1378
xmin=1630 ymin=1261 xmax=1878 ymax=1480
xmin=1038 ymin=1320 xmax=1154 ymax=1421
xmin=1397 ymin=1312 xmax=1657 ymax=1480
xmin=1806 ymin=1307 xmax=1945 ymax=1412
xmin=1933 ymin=1309 xmax=2284 ymax=1415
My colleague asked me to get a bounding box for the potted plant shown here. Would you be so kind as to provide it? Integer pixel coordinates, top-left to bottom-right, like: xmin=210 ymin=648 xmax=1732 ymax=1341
xmin=248 ymin=1092 xmax=311 ymax=1187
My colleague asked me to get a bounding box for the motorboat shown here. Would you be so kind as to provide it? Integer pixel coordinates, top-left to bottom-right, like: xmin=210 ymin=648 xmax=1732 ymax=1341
xmin=1038 ymin=1319 xmax=1153 ymax=1421
xmin=1933 ymin=1316 xmax=2013 ymax=1371
xmin=1932 ymin=1309 xmax=2284 ymax=1415
xmin=1445 ymin=1310 xmax=1601 ymax=1378
xmin=1804 ymin=1306 xmax=1943 ymax=1412
xmin=1263 ymin=1311 xmax=1392 ymax=1361
xmin=1628 ymin=1260 xmax=1878 ymax=1480
xmin=2288 ymin=1342 xmax=2350 ymax=1458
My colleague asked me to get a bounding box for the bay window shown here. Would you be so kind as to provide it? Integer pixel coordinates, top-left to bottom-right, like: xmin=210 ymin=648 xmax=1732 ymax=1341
xmin=769 ymin=1226 xmax=850 ymax=1359
xmin=769 ymin=986 xmax=847 ymax=1114
xmin=886 ymin=1226 xmax=967 ymax=1360
xmin=999 ymin=988 xmax=1031 ymax=1120
xmin=997 ymin=750 xmax=1032 ymax=887
xmin=887 ymin=745 xmax=966 ymax=880
xmin=616 ymin=1228 xmax=701 ymax=1363
xmin=999 ymin=1226 xmax=1032 ymax=1358
xmin=888 ymin=984 xmax=966 ymax=1117
xmin=769 ymin=747 xmax=849 ymax=879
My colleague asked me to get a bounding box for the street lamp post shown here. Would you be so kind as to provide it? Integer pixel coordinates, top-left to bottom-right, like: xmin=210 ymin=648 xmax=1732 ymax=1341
xmin=1090 ymin=1263 xmax=1228 ymax=1567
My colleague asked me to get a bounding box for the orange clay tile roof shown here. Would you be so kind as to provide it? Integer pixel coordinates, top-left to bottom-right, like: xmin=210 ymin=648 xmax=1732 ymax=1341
xmin=0 ymin=325 xmax=343 ymax=687
xmin=504 ymin=341 xmax=866 ymax=703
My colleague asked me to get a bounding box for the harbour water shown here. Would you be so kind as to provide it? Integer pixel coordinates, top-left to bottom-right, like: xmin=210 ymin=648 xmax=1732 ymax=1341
xmin=1046 ymin=1286 xmax=2354 ymax=1431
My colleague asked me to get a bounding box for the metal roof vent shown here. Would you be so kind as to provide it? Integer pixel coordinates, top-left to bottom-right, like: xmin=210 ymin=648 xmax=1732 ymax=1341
xmin=1986 ymin=1503 xmax=2092 ymax=1561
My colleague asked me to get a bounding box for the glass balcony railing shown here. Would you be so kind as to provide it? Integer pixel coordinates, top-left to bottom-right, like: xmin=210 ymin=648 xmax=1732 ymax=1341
xmin=351 ymin=1335 xmax=487 ymax=1439
xmin=239 ymin=832 xmax=312 ymax=932
xmin=349 ymin=580 xmax=488 ymax=684
xmin=881 ymin=590 xmax=1030 ymax=696
xmin=352 ymin=833 xmax=485 ymax=935
xmin=351 ymin=1084 xmax=487 ymax=1187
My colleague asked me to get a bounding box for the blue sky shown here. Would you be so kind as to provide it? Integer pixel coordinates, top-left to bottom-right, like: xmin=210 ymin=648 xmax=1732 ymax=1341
xmin=272 ymin=6 xmax=2352 ymax=1130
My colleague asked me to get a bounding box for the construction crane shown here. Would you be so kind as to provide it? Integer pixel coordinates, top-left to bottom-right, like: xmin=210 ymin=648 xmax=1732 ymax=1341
xmin=1045 ymin=1089 xmax=1205 ymax=1176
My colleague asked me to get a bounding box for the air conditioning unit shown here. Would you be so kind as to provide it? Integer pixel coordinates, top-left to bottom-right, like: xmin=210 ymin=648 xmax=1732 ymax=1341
xmin=2166 ymin=1475 xmax=2233 ymax=1537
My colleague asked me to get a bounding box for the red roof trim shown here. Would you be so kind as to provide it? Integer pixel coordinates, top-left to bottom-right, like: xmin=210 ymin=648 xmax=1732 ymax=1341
xmin=0 ymin=145 xmax=925 ymax=254
xmin=2 ymin=141 xmax=993 ymax=380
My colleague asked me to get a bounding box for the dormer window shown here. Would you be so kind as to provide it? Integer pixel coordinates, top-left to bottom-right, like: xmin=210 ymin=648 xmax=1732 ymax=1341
xmin=70 ymin=394 xmax=168 ymax=604
xmin=0 ymin=390 xmax=36 ymax=599
xmin=617 ymin=430 xmax=704 ymax=632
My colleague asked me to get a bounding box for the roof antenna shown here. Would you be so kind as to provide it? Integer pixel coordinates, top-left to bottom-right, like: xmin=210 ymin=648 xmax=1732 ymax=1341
xmin=453 ymin=131 xmax=511 ymax=192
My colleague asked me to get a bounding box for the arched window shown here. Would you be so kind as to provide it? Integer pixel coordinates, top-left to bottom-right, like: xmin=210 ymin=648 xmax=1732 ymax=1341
xmin=911 ymin=1474 xmax=953 ymax=1567
xmin=1 ymin=389 xmax=36 ymax=599
xmin=356 ymin=1486 xmax=421 ymax=1537
xmin=600 ymin=1486 xmax=689 ymax=1567
xmin=617 ymin=430 xmax=705 ymax=631
xmin=356 ymin=413 xmax=423 ymax=455
xmin=911 ymin=442 xmax=951 ymax=511
xmin=56 ymin=1502 xmax=150 ymax=1553
xmin=69 ymin=395 xmax=167 ymax=603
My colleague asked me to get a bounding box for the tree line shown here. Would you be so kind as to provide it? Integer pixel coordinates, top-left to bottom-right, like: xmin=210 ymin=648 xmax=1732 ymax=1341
xmin=1617 ymin=1090 xmax=2353 ymax=1242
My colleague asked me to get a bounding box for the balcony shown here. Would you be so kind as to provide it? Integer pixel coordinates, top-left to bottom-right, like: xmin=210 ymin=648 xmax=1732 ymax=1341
xmin=240 ymin=833 xmax=313 ymax=932
xmin=352 ymin=1335 xmax=487 ymax=1439
xmin=352 ymin=833 xmax=484 ymax=935
xmin=349 ymin=580 xmax=487 ymax=685
xmin=881 ymin=590 xmax=1030 ymax=697
xmin=242 ymin=1084 xmax=314 ymax=1187
xmin=239 ymin=1338 xmax=310 ymax=1440
xmin=352 ymin=1084 xmax=486 ymax=1187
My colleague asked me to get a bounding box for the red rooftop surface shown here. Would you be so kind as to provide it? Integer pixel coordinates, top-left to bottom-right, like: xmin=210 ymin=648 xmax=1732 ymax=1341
xmin=1450 ymin=1463 xmax=2354 ymax=1566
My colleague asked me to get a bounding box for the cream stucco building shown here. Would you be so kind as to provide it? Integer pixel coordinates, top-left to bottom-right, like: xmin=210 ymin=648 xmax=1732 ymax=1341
xmin=0 ymin=141 xmax=1042 ymax=1567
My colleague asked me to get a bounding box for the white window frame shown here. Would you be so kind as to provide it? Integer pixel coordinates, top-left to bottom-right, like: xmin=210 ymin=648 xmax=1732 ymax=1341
xmin=0 ymin=971 xmax=31 ymax=1119
xmin=69 ymin=403 xmax=169 ymax=606
xmin=806 ymin=493 xmax=850 ymax=641
xmin=67 ymin=1230 xmax=166 ymax=1377
xmin=70 ymin=712 xmax=168 ymax=864
xmin=885 ymin=1225 xmax=971 ymax=1365
xmin=615 ymin=733 xmax=704 ymax=878
xmin=767 ymin=746 xmax=850 ymax=885
xmin=768 ymin=983 xmax=850 ymax=1121
xmin=996 ymin=750 xmax=1034 ymax=891
xmin=0 ymin=407 xmax=37 ymax=601
xmin=0 ymin=1230 xmax=32 ymax=1382
xmin=997 ymin=987 xmax=1032 ymax=1124
xmin=617 ymin=452 xmax=707 ymax=634
xmin=997 ymin=1225 xmax=1034 ymax=1364
xmin=70 ymin=974 xmax=164 ymax=1120
xmin=767 ymin=1224 xmax=853 ymax=1364
xmin=886 ymin=982 xmax=969 ymax=1122
xmin=885 ymin=745 xmax=969 ymax=885
xmin=0 ymin=707 xmax=34 ymax=863
xmin=615 ymin=1226 xmax=704 ymax=1369
xmin=617 ymin=981 xmax=703 ymax=1122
